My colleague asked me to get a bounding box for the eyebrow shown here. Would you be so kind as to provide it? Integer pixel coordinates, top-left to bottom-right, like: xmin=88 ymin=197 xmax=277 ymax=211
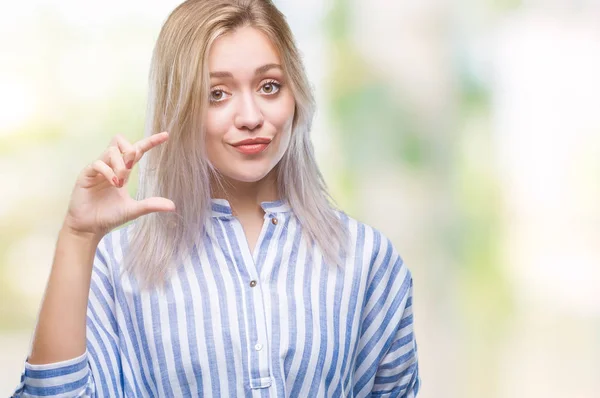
xmin=209 ymin=63 xmax=282 ymax=78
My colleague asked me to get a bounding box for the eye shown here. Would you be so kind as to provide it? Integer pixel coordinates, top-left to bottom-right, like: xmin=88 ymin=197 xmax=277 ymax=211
xmin=210 ymin=89 xmax=230 ymax=103
xmin=259 ymin=80 xmax=281 ymax=95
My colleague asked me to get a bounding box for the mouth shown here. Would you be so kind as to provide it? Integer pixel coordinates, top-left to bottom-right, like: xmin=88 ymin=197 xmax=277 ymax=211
xmin=231 ymin=137 xmax=272 ymax=155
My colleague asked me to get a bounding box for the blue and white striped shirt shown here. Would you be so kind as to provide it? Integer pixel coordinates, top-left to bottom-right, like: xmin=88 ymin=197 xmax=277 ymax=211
xmin=14 ymin=199 xmax=420 ymax=397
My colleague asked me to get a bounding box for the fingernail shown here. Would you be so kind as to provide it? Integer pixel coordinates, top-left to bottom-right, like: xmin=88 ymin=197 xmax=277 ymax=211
xmin=126 ymin=160 xmax=133 ymax=169
xmin=112 ymin=177 xmax=119 ymax=186
xmin=119 ymin=178 xmax=124 ymax=187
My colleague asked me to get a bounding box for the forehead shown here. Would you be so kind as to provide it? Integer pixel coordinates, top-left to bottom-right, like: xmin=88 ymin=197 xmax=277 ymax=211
xmin=208 ymin=26 xmax=281 ymax=75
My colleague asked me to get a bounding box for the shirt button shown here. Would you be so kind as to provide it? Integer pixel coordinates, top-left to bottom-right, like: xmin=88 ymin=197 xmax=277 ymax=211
xmin=271 ymin=217 xmax=278 ymax=225
xmin=249 ymin=280 xmax=257 ymax=287
xmin=255 ymin=343 xmax=263 ymax=351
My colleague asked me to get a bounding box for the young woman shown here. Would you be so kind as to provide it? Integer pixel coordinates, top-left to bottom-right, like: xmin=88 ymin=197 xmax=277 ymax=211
xmin=13 ymin=0 xmax=420 ymax=396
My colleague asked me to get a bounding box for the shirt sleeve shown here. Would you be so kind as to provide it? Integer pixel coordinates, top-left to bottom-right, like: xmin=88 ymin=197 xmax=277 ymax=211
xmin=352 ymin=231 xmax=421 ymax=398
xmin=370 ymin=278 xmax=420 ymax=397
xmin=12 ymin=236 xmax=122 ymax=397
xmin=11 ymin=351 xmax=93 ymax=398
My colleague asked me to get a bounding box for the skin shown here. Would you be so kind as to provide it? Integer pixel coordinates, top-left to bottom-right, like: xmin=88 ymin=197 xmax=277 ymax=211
xmin=206 ymin=26 xmax=296 ymax=251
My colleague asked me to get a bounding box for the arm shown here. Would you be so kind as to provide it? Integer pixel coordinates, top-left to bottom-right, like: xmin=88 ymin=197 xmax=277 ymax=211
xmin=12 ymin=228 xmax=98 ymax=397
xmin=370 ymin=278 xmax=420 ymax=397
xmin=29 ymin=227 xmax=99 ymax=364
xmin=352 ymin=232 xmax=421 ymax=398
xmin=12 ymin=232 xmax=122 ymax=398
xmin=12 ymin=132 xmax=174 ymax=397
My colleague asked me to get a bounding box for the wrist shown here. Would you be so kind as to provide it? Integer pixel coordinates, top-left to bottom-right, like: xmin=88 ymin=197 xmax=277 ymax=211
xmin=59 ymin=223 xmax=102 ymax=247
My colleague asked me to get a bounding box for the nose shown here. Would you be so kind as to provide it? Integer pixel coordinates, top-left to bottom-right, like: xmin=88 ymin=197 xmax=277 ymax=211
xmin=234 ymin=92 xmax=264 ymax=131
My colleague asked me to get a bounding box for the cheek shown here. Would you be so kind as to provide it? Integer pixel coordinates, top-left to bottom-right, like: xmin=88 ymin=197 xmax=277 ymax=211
xmin=266 ymin=94 xmax=296 ymax=131
xmin=204 ymin=108 xmax=231 ymax=166
xmin=205 ymin=107 xmax=232 ymax=140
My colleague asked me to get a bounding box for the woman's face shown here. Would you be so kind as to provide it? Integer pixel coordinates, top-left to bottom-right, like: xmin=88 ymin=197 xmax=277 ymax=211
xmin=205 ymin=26 xmax=295 ymax=183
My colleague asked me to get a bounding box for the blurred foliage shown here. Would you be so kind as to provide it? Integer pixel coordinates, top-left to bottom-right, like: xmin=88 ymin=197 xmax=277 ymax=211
xmin=324 ymin=0 xmax=428 ymax=222
xmin=325 ymin=0 xmax=514 ymax=395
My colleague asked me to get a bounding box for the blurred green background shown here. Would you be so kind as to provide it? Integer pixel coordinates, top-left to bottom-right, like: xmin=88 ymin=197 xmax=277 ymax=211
xmin=1 ymin=1 xmax=599 ymax=397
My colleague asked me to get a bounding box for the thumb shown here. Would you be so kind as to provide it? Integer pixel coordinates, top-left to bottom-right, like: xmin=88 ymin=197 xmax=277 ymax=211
xmin=129 ymin=197 xmax=176 ymax=219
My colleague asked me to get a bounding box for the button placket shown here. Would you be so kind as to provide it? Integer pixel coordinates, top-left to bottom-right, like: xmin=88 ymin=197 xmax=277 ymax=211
xmin=247 ymin=276 xmax=271 ymax=389
xmin=234 ymin=218 xmax=272 ymax=389
xmin=241 ymin=214 xmax=274 ymax=389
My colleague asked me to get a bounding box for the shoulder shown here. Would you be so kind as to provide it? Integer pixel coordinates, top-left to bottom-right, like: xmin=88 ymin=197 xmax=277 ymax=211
xmin=336 ymin=210 xmax=412 ymax=281
xmin=94 ymin=224 xmax=133 ymax=271
xmin=89 ymin=224 xmax=136 ymax=295
xmin=338 ymin=214 xmax=416 ymax=339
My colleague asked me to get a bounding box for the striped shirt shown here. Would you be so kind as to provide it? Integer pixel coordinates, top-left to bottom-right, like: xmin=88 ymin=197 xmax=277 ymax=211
xmin=14 ymin=199 xmax=420 ymax=397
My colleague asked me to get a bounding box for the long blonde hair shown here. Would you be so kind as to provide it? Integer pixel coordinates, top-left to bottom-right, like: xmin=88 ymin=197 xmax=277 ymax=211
xmin=125 ymin=0 xmax=348 ymax=288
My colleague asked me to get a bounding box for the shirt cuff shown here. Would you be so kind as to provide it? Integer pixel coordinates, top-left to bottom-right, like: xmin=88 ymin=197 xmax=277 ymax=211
xmin=17 ymin=350 xmax=91 ymax=397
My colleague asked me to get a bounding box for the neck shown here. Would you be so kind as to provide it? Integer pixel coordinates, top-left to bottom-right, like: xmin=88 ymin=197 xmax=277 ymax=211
xmin=210 ymin=167 xmax=280 ymax=217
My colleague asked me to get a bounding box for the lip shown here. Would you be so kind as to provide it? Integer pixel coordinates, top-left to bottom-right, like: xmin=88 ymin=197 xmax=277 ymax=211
xmin=231 ymin=137 xmax=272 ymax=146
xmin=230 ymin=137 xmax=272 ymax=155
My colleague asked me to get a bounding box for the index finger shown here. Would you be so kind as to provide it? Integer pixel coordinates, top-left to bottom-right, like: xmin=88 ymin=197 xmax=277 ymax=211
xmin=135 ymin=131 xmax=170 ymax=156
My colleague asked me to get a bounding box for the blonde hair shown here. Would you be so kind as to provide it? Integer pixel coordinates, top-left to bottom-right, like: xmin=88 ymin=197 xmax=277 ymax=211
xmin=125 ymin=0 xmax=348 ymax=288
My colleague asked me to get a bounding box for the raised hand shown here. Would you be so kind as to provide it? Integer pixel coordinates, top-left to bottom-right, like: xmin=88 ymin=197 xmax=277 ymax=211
xmin=63 ymin=131 xmax=176 ymax=239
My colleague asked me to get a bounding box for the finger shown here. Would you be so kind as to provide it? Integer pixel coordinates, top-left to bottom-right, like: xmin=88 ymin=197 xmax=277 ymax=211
xmin=83 ymin=160 xmax=119 ymax=187
xmin=111 ymin=134 xmax=137 ymax=170
xmin=134 ymin=131 xmax=169 ymax=159
xmin=129 ymin=197 xmax=176 ymax=219
xmin=106 ymin=146 xmax=128 ymax=187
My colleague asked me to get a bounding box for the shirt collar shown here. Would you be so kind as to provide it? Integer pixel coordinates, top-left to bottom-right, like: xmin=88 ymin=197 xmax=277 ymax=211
xmin=210 ymin=198 xmax=291 ymax=218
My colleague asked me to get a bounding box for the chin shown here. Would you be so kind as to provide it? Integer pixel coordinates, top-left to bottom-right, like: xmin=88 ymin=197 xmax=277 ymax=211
xmin=221 ymin=165 xmax=275 ymax=183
